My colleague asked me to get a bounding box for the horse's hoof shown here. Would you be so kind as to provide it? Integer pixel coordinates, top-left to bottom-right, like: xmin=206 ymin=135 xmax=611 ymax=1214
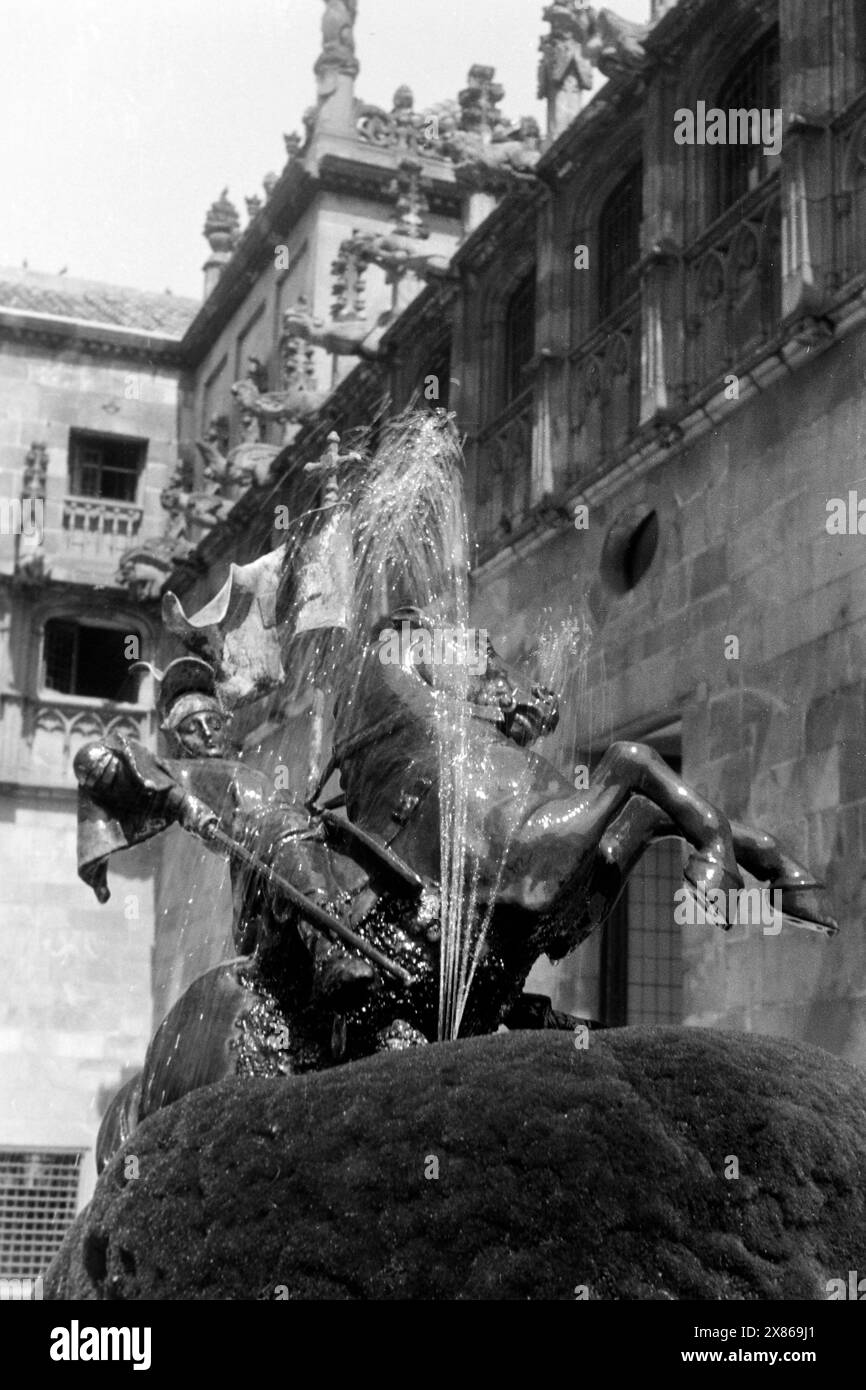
xmin=683 ymin=857 xmax=743 ymax=927
xmin=777 ymin=885 xmax=839 ymax=937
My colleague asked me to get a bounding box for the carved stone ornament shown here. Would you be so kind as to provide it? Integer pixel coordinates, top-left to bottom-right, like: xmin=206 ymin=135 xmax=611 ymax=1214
xmin=203 ymin=189 xmax=241 ymax=255
xmin=315 ymin=0 xmax=359 ymax=79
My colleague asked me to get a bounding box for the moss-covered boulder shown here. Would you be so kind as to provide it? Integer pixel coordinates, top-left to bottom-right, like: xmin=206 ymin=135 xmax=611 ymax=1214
xmin=45 ymin=1027 xmax=866 ymax=1300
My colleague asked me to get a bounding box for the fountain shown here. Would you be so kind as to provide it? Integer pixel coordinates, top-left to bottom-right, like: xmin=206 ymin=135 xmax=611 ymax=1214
xmin=44 ymin=410 xmax=860 ymax=1303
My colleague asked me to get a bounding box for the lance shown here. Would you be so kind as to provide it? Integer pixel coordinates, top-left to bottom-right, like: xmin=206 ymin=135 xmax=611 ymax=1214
xmin=202 ymin=820 xmax=416 ymax=988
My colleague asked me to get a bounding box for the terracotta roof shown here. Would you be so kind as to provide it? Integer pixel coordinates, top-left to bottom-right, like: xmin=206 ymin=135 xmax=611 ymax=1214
xmin=0 ymin=266 xmax=199 ymax=337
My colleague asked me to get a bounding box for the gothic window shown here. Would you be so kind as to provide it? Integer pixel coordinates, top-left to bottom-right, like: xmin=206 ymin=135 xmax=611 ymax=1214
xmin=504 ymin=270 xmax=536 ymax=404
xmin=598 ymin=164 xmax=643 ymax=322
xmin=68 ymin=430 xmax=145 ymax=504
xmin=714 ymin=28 xmax=780 ymax=217
xmin=42 ymin=619 xmax=140 ymax=702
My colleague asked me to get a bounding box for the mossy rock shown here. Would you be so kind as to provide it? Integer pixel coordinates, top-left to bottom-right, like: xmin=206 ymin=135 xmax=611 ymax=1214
xmin=45 ymin=1027 xmax=866 ymax=1300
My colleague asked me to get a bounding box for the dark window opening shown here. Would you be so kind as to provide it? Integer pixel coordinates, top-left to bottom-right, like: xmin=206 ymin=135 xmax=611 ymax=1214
xmin=601 ymin=508 xmax=660 ymax=595
xmin=715 ymin=29 xmax=780 ymax=216
xmin=623 ymin=510 xmax=659 ymax=590
xmin=504 ymin=271 xmax=536 ymax=404
xmin=598 ymin=164 xmax=643 ymax=321
xmin=424 ymin=340 xmax=451 ymax=411
xmin=42 ymin=619 xmax=140 ymax=701
xmin=68 ymin=430 xmax=146 ymax=504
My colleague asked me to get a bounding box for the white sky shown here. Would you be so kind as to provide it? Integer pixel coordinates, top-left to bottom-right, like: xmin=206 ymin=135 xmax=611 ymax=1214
xmin=0 ymin=0 xmax=650 ymax=299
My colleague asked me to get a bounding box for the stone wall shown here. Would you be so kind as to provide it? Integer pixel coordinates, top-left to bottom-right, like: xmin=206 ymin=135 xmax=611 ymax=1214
xmin=471 ymin=312 xmax=866 ymax=1065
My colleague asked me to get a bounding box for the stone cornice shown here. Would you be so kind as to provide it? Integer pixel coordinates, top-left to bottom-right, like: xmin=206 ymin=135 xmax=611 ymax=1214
xmin=474 ymin=271 xmax=866 ymax=582
xmin=643 ymin=0 xmax=775 ymax=65
xmin=379 ymin=276 xmax=459 ymax=353
xmin=0 ymin=309 xmax=186 ymax=365
xmin=180 ymin=162 xmax=317 ymax=366
xmin=181 ymin=149 xmax=463 ymax=368
xmin=535 ymin=69 xmax=644 ymax=184
xmin=450 ymin=186 xmax=544 ymax=276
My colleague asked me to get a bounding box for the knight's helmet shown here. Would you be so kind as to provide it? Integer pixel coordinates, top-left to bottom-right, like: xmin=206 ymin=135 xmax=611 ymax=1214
xmin=154 ymin=657 xmax=222 ymax=732
xmin=132 ymin=657 xmax=225 ymax=751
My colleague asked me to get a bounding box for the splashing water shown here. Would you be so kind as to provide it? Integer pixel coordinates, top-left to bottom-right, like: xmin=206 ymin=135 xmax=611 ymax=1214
xmin=342 ymin=413 xmax=512 ymax=1039
xmin=532 ymin=606 xmax=593 ymax=782
xmin=279 ymin=414 xmax=602 ymax=1041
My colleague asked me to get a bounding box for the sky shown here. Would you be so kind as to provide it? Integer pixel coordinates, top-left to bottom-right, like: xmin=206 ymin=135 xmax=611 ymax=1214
xmin=0 ymin=0 xmax=650 ymax=300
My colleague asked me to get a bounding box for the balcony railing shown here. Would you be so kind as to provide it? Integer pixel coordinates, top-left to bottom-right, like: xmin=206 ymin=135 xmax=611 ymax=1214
xmin=475 ymin=389 xmax=534 ymax=553
xmin=568 ymin=293 xmax=641 ymax=481
xmin=0 ymin=692 xmax=150 ymax=787
xmin=683 ymin=177 xmax=781 ymax=396
xmin=62 ymin=496 xmax=143 ymax=556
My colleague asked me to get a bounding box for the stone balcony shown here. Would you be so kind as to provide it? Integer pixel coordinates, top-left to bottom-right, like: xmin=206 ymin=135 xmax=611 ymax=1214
xmin=569 ymin=292 xmax=641 ymax=481
xmin=61 ymin=497 xmax=143 ymax=558
xmin=683 ymin=177 xmax=781 ymax=398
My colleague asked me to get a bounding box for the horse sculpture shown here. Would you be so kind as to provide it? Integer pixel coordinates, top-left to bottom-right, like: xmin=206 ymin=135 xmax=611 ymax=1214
xmin=79 ymin=605 xmax=837 ymax=1170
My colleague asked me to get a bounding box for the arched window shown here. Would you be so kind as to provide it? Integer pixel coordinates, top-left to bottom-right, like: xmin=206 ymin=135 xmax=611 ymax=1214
xmin=598 ymin=164 xmax=643 ymax=322
xmin=714 ymin=28 xmax=780 ymax=217
xmin=504 ymin=270 xmax=535 ymax=404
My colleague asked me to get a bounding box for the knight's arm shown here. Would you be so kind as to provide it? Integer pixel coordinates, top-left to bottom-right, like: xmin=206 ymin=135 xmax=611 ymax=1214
xmin=73 ymin=739 xmax=217 ymax=838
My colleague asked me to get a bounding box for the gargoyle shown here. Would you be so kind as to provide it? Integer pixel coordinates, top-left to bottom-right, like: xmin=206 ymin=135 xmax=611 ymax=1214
xmin=282 ymin=297 xmax=382 ymax=361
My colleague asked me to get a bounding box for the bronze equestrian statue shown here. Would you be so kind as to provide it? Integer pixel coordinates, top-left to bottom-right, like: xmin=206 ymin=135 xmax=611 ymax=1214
xmin=76 ymin=614 xmax=836 ymax=1171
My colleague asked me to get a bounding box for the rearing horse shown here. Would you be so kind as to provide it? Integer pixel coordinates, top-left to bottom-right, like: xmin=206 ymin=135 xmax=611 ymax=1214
xmin=326 ymin=607 xmax=836 ymax=1039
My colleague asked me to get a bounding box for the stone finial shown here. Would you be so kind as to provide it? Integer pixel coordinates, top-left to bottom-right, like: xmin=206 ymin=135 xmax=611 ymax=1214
xmin=283 ymin=131 xmax=303 ymax=161
xmin=245 ymin=194 xmax=263 ymax=220
xmin=263 ymin=172 xmax=278 ymax=199
xmin=538 ymin=1 xmax=596 ymax=138
xmin=538 ymin=4 xmax=649 ymax=138
xmin=22 ymin=442 xmax=48 ymax=497
xmin=315 ymin=0 xmax=359 ymax=79
xmin=202 ymin=190 xmax=241 ymax=297
xmin=203 ymin=189 xmax=241 ymax=251
xmin=458 ymin=65 xmax=507 ymax=141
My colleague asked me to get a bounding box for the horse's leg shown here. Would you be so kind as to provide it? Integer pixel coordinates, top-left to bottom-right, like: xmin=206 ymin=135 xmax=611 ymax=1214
xmin=726 ymin=820 xmax=838 ymax=934
xmin=589 ymin=742 xmax=742 ymax=905
xmin=598 ymin=808 xmax=837 ymax=935
xmin=508 ymin=742 xmax=740 ymax=925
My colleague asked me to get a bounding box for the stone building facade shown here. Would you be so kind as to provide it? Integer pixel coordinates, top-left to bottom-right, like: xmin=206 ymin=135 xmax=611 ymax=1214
xmin=0 ymin=268 xmax=198 ymax=1260
xmin=4 ymin=0 xmax=866 ymax=1274
xmin=157 ymin=0 xmax=866 ymax=1058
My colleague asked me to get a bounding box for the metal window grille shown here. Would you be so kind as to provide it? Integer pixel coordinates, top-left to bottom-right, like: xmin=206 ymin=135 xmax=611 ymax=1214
xmin=68 ymin=430 xmax=144 ymax=503
xmin=715 ymin=29 xmax=780 ymax=215
xmin=626 ymin=838 xmax=685 ymax=1025
xmin=504 ymin=272 xmax=535 ymax=403
xmin=0 ymin=1150 xmax=83 ymax=1279
xmin=598 ymin=164 xmax=643 ymax=321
